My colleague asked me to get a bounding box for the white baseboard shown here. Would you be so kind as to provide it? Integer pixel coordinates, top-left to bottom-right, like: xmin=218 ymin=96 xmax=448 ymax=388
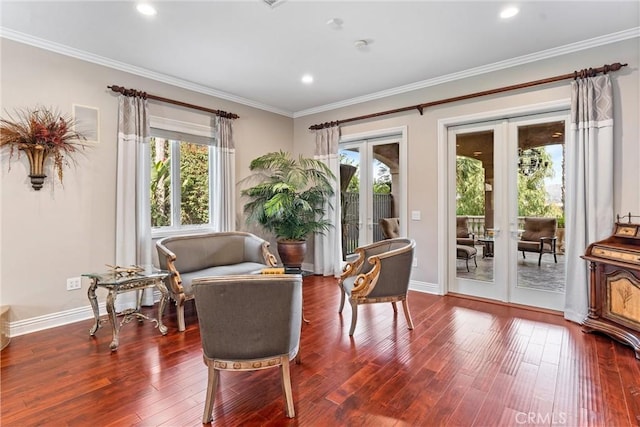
xmin=10 ymin=302 xmax=107 ymax=337
xmin=9 ymin=290 xmax=164 ymax=338
xmin=409 ymin=279 xmax=442 ymax=295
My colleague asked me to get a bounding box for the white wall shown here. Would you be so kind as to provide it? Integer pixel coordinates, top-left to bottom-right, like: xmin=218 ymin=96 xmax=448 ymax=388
xmin=0 ymin=39 xmax=293 ymax=328
xmin=293 ymin=38 xmax=639 ymax=288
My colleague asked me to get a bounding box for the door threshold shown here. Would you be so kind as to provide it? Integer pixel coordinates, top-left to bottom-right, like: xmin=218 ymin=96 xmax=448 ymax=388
xmin=446 ymin=292 xmax=563 ymax=316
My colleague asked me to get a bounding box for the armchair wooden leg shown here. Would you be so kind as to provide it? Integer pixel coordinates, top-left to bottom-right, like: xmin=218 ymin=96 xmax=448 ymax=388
xmin=177 ymin=303 xmax=186 ymax=332
xmin=202 ymin=362 xmax=218 ymax=424
xmin=348 ymin=300 xmax=358 ymax=336
xmin=280 ymin=358 xmax=295 ymax=418
xmin=391 ymin=301 xmax=398 ymax=313
xmin=338 ymin=288 xmax=346 ymax=313
xmin=402 ymin=299 xmax=414 ymax=330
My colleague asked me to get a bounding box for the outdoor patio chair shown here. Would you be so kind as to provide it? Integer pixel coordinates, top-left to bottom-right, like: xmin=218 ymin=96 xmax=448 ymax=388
xmin=518 ymin=217 xmax=558 ymax=266
xmin=456 ymin=216 xmax=475 ymax=247
xmin=379 ymin=217 xmax=400 ymax=239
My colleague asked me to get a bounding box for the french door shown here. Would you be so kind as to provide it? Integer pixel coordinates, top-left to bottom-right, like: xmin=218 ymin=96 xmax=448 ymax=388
xmin=339 ymin=134 xmax=404 ymax=258
xmin=448 ymin=112 xmax=568 ymax=311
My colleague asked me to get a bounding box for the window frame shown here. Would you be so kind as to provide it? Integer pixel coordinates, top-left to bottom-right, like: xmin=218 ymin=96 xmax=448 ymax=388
xmin=149 ymin=116 xmax=218 ymax=239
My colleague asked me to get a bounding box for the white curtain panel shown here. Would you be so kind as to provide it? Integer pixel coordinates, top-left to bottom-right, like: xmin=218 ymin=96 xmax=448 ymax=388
xmin=115 ymin=95 xmax=153 ymax=310
xmin=564 ymin=74 xmax=614 ymax=323
xmin=314 ymin=126 xmax=342 ymax=276
xmin=213 ymin=116 xmax=236 ymax=232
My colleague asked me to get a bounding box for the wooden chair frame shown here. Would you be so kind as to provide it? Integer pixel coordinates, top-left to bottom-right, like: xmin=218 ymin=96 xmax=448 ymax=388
xmin=338 ymin=239 xmax=415 ymax=336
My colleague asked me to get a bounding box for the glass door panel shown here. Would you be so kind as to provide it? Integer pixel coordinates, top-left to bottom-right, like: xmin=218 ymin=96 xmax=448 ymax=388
xmin=340 ymin=137 xmax=402 ymax=260
xmin=448 ymin=113 xmax=568 ymax=311
xmin=370 ymin=142 xmax=397 ymax=243
xmin=510 ymin=116 xmax=567 ymax=311
xmin=339 ymin=146 xmax=361 ymax=260
xmin=449 ymin=123 xmax=506 ymax=302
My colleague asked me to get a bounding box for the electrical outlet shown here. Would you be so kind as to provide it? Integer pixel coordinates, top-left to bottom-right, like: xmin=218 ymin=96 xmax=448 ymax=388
xmin=66 ymin=277 xmax=81 ymax=291
xmin=413 ymin=257 xmax=418 ymax=267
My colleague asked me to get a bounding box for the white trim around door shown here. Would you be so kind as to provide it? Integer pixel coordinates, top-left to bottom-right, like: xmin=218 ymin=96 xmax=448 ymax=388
xmin=437 ymin=100 xmax=570 ymax=298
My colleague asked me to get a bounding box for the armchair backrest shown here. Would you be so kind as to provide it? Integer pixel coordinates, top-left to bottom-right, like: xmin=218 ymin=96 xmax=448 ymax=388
xmin=192 ymin=274 xmax=302 ymax=361
xmin=156 ymin=232 xmax=270 ymax=273
xmin=360 ymin=238 xmax=415 ymax=298
xmin=521 ymin=217 xmax=557 ymax=241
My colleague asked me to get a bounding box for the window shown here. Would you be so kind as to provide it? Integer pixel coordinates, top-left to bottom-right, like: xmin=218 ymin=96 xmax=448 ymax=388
xmin=149 ymin=117 xmax=217 ymax=236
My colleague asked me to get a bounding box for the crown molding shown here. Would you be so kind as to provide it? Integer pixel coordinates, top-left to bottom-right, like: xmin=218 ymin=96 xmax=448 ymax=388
xmin=2 ymin=26 xmax=637 ymax=120
xmin=293 ymin=27 xmax=640 ymax=118
xmin=0 ymin=27 xmax=294 ymax=118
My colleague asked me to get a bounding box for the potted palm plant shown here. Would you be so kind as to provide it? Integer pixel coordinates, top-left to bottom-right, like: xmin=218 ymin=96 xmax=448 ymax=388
xmin=241 ymin=150 xmax=336 ymax=270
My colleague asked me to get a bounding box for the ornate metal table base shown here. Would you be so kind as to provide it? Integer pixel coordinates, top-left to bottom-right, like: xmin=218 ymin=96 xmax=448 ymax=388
xmin=85 ymin=268 xmax=169 ymax=351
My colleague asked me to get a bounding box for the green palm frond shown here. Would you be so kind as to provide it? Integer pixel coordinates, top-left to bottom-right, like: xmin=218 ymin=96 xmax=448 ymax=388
xmin=240 ymin=151 xmax=336 ymax=240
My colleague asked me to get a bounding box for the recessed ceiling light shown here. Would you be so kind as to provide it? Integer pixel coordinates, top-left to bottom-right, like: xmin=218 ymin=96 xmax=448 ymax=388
xmin=263 ymin=0 xmax=286 ymax=8
xmin=354 ymin=40 xmax=368 ymax=49
xmin=500 ymin=6 xmax=519 ymax=19
xmin=301 ymin=74 xmax=314 ymax=84
xmin=137 ymin=3 xmax=157 ymax=16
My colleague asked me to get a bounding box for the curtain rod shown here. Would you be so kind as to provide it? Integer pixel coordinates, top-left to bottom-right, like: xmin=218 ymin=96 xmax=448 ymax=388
xmin=107 ymin=85 xmax=239 ymax=120
xmin=309 ymin=62 xmax=627 ymax=130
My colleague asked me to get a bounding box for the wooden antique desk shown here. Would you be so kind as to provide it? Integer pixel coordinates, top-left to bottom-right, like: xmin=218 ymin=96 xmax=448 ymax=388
xmin=582 ymin=214 xmax=640 ymax=360
xmin=83 ymin=266 xmax=169 ymax=351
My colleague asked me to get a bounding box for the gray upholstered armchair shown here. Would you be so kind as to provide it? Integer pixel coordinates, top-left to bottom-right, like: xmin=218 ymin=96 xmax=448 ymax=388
xmin=518 ymin=217 xmax=558 ymax=266
xmin=456 ymin=216 xmax=475 ymax=247
xmin=156 ymin=231 xmax=276 ymax=331
xmin=193 ymin=274 xmax=303 ymax=423
xmin=338 ymin=238 xmax=416 ymax=336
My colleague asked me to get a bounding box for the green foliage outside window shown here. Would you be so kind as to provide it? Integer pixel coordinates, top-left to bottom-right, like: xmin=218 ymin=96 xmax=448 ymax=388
xmin=456 ymin=156 xmax=485 ymax=215
xmin=516 ymin=148 xmax=560 ymax=217
xmin=456 ymin=148 xmax=563 ymax=219
xmin=151 ymin=139 xmax=171 ymax=227
xmin=150 ymin=137 xmax=210 ymax=228
xmin=180 ymin=143 xmax=209 ymax=225
xmin=339 ymin=154 xmax=391 ymax=194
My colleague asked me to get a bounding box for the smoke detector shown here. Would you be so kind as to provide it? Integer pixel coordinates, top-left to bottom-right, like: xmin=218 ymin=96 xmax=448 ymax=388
xmin=262 ymin=0 xmax=286 ymax=8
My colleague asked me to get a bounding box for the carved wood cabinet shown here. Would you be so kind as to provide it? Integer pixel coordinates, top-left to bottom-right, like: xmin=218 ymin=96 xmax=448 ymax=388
xmin=582 ymin=217 xmax=640 ymax=360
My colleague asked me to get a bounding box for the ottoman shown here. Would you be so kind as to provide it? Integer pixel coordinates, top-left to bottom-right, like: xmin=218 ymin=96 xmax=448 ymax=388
xmin=456 ymin=245 xmax=478 ymax=272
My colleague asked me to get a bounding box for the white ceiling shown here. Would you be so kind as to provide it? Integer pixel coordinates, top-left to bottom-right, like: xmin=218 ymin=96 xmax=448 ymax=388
xmin=1 ymin=1 xmax=639 ymax=117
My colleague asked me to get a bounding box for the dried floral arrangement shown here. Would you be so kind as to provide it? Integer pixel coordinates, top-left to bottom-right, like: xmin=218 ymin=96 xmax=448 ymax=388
xmin=0 ymin=106 xmax=87 ymax=187
xmin=105 ymin=264 xmax=145 ymax=277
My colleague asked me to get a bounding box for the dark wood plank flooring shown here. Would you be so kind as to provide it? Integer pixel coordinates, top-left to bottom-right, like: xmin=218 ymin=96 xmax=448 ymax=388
xmin=2 ymin=276 xmax=639 ymax=426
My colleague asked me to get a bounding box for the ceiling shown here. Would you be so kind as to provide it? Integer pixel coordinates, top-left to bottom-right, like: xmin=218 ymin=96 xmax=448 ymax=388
xmin=1 ymin=1 xmax=638 ymax=117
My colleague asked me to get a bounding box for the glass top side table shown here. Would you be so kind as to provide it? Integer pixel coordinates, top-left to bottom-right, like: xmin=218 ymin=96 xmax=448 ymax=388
xmin=83 ymin=266 xmax=169 ymax=351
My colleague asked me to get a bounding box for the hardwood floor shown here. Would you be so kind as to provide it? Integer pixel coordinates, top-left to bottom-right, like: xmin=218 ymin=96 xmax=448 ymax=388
xmin=2 ymin=275 xmax=639 ymax=426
